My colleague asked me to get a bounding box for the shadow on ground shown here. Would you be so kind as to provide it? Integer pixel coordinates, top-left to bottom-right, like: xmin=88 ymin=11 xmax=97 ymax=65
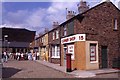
xmin=2 ymin=67 xmax=22 ymax=78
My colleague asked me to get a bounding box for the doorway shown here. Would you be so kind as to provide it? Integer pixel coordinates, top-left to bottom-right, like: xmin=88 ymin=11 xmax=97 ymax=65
xmin=101 ymin=46 xmax=108 ymax=68
xmin=64 ymin=47 xmax=67 ymax=66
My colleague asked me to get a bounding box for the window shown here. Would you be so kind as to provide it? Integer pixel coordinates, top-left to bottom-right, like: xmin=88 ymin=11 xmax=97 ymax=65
xmin=68 ymin=21 xmax=74 ymax=35
xmin=52 ymin=46 xmax=60 ymax=58
xmin=56 ymin=46 xmax=60 ymax=56
xmin=42 ymin=37 xmax=44 ymax=43
xmin=56 ymin=30 xmax=59 ymax=39
xmin=114 ymin=19 xmax=118 ymax=30
xmin=64 ymin=26 xmax=67 ymax=36
xmin=52 ymin=46 xmax=55 ymax=57
xmin=68 ymin=45 xmax=74 ymax=60
xmin=53 ymin=32 xmax=55 ymax=40
xmin=90 ymin=44 xmax=96 ymax=62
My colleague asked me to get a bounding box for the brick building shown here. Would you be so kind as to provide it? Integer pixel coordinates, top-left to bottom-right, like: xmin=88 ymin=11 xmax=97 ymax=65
xmin=1 ymin=27 xmax=36 ymax=53
xmin=60 ymin=2 xmax=120 ymax=70
xmin=48 ymin=22 xmax=61 ymax=64
xmin=32 ymin=1 xmax=120 ymax=70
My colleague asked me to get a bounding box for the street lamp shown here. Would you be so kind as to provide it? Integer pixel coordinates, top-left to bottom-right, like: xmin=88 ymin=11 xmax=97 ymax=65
xmin=8 ymin=42 xmax=10 ymax=53
xmin=4 ymin=35 xmax=8 ymax=51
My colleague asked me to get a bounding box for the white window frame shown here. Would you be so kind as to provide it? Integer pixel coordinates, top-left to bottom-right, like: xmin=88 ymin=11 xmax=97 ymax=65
xmin=51 ymin=46 xmax=60 ymax=58
xmin=53 ymin=32 xmax=55 ymax=40
xmin=56 ymin=30 xmax=59 ymax=39
xmin=52 ymin=46 xmax=55 ymax=57
xmin=64 ymin=27 xmax=67 ymax=36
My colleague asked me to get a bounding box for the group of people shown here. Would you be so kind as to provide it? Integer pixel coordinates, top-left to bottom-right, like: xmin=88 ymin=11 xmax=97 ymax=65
xmin=1 ymin=51 xmax=40 ymax=63
xmin=27 ymin=51 xmax=40 ymax=61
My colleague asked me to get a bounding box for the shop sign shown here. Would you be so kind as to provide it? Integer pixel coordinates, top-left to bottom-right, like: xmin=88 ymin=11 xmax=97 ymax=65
xmin=68 ymin=45 xmax=74 ymax=60
xmin=61 ymin=34 xmax=85 ymax=44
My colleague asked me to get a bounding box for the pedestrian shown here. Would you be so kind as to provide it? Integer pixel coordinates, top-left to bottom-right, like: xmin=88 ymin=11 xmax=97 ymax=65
xmin=43 ymin=52 xmax=46 ymax=61
xmin=2 ymin=52 xmax=5 ymax=63
xmin=32 ymin=52 xmax=36 ymax=61
xmin=17 ymin=52 xmax=21 ymax=61
xmin=20 ymin=52 xmax=24 ymax=60
xmin=15 ymin=52 xmax=18 ymax=60
xmin=3 ymin=51 xmax=8 ymax=63
xmin=28 ymin=51 xmax=32 ymax=60
xmin=36 ymin=51 xmax=40 ymax=60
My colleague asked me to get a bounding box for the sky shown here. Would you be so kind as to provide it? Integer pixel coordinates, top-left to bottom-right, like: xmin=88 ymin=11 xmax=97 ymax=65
xmin=1 ymin=0 xmax=120 ymax=35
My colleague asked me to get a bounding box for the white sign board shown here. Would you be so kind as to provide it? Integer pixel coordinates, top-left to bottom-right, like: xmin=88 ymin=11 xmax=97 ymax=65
xmin=68 ymin=45 xmax=74 ymax=60
xmin=61 ymin=34 xmax=86 ymax=44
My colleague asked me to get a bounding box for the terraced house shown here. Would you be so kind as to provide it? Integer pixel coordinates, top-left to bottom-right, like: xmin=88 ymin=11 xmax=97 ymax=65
xmin=60 ymin=1 xmax=120 ymax=70
xmin=32 ymin=1 xmax=120 ymax=70
xmin=48 ymin=22 xmax=61 ymax=64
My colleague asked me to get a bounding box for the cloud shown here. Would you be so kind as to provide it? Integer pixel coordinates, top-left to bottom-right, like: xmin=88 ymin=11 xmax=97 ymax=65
xmin=2 ymin=2 xmax=79 ymax=34
xmin=2 ymin=0 xmax=119 ymax=35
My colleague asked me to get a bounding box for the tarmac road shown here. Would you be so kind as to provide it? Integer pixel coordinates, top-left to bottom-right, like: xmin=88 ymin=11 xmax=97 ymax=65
xmin=2 ymin=60 xmax=74 ymax=78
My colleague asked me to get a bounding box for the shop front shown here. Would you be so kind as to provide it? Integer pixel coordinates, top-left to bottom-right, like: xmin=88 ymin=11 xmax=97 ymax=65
xmin=61 ymin=34 xmax=99 ymax=70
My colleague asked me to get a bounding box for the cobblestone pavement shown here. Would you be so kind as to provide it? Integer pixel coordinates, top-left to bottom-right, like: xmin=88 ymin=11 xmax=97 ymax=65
xmin=2 ymin=60 xmax=74 ymax=78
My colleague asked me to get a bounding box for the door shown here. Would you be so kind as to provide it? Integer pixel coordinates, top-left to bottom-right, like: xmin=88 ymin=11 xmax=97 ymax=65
xmin=101 ymin=46 xmax=108 ymax=68
xmin=64 ymin=47 xmax=67 ymax=66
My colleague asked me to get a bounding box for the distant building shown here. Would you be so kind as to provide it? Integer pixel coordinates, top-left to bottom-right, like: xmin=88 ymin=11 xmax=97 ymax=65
xmin=0 ymin=27 xmax=36 ymax=53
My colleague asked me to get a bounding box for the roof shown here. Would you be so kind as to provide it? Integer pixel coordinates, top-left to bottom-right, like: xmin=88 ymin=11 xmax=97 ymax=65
xmin=60 ymin=2 xmax=120 ymax=26
xmin=1 ymin=27 xmax=36 ymax=32
xmin=1 ymin=41 xmax=30 ymax=48
xmin=35 ymin=2 xmax=120 ymax=40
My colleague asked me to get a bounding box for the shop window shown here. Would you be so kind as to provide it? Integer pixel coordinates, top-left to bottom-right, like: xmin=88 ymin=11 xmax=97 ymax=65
xmin=90 ymin=44 xmax=96 ymax=62
xmin=56 ymin=30 xmax=59 ymax=39
xmin=53 ymin=32 xmax=55 ymax=40
xmin=68 ymin=45 xmax=74 ymax=60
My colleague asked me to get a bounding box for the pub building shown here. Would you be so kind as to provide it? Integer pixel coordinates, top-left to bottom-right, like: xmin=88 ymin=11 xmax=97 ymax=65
xmin=60 ymin=1 xmax=120 ymax=70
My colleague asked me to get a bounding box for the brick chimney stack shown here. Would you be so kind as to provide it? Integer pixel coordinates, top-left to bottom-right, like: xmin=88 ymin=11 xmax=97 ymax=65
xmin=66 ymin=10 xmax=75 ymax=20
xmin=78 ymin=0 xmax=89 ymax=14
xmin=53 ymin=22 xmax=59 ymax=29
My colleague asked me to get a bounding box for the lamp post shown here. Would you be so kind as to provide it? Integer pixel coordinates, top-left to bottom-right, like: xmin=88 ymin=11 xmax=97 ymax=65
xmin=8 ymin=42 xmax=10 ymax=53
xmin=4 ymin=35 xmax=8 ymax=52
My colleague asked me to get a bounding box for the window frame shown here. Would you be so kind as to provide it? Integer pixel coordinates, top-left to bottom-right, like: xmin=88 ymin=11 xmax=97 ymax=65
xmin=52 ymin=32 xmax=55 ymax=40
xmin=90 ymin=44 xmax=97 ymax=62
xmin=64 ymin=26 xmax=67 ymax=36
xmin=56 ymin=30 xmax=59 ymax=39
xmin=51 ymin=45 xmax=60 ymax=58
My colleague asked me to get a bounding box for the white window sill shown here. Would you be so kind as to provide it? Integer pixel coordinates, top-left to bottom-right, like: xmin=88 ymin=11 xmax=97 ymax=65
xmin=51 ymin=56 xmax=60 ymax=58
xmin=90 ymin=61 xmax=98 ymax=63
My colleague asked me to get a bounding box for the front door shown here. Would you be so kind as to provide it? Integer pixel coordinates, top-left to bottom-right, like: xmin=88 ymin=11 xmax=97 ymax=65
xmin=64 ymin=47 xmax=67 ymax=66
xmin=101 ymin=46 xmax=108 ymax=68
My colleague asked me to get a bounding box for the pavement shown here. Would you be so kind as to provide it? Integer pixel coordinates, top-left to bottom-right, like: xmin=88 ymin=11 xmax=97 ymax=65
xmin=36 ymin=60 xmax=120 ymax=78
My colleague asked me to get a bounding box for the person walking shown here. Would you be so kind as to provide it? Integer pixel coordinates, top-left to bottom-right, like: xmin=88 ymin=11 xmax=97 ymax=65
xmin=3 ymin=51 xmax=8 ymax=63
xmin=2 ymin=52 xmax=5 ymax=63
xmin=20 ymin=52 xmax=24 ymax=60
xmin=28 ymin=51 xmax=32 ymax=60
xmin=17 ymin=52 xmax=21 ymax=61
xmin=32 ymin=52 xmax=36 ymax=61
xmin=36 ymin=51 xmax=40 ymax=60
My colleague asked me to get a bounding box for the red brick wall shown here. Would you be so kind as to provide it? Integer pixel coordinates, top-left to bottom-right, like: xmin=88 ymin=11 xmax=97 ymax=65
xmin=75 ymin=2 xmax=120 ymax=68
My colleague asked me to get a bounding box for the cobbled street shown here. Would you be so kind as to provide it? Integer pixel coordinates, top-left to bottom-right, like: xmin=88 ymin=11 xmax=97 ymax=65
xmin=2 ymin=60 xmax=74 ymax=78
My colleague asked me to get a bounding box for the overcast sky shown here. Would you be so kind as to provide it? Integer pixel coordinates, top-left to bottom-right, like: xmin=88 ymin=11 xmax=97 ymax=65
xmin=1 ymin=0 xmax=120 ymax=35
